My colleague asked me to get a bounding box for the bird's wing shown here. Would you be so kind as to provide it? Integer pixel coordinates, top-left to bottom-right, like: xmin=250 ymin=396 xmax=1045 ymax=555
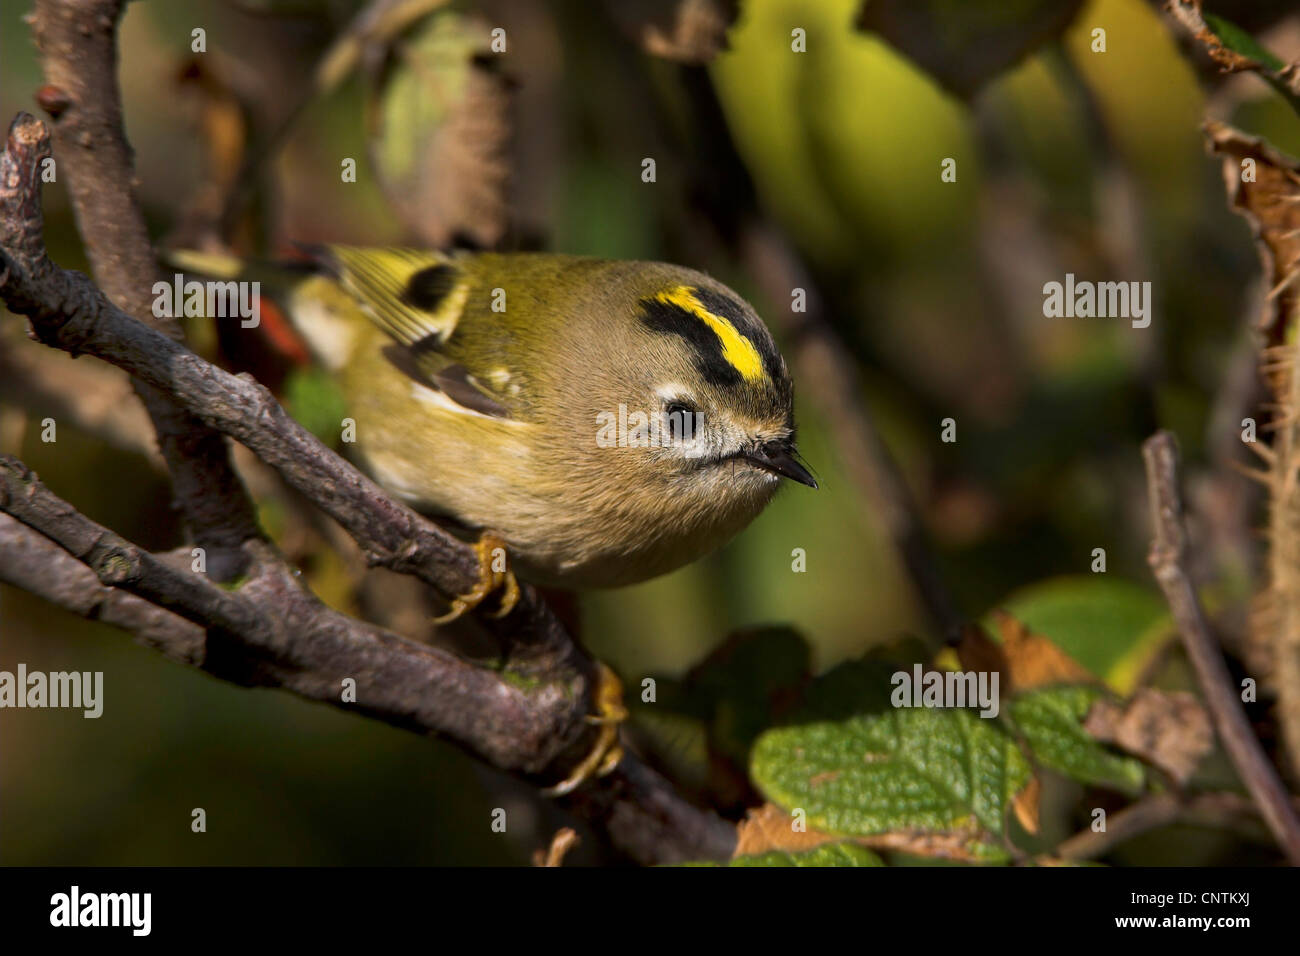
xmin=307 ymin=244 xmax=516 ymax=420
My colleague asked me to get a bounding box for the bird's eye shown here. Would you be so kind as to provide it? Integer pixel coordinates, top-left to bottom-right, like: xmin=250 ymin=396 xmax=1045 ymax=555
xmin=663 ymin=400 xmax=698 ymax=444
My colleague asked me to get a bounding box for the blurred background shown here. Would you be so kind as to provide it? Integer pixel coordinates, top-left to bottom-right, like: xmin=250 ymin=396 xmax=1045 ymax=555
xmin=2 ymin=0 xmax=1298 ymax=865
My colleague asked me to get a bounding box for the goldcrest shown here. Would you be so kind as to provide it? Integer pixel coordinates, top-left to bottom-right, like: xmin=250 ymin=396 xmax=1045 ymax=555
xmin=170 ymin=247 xmax=816 ymax=589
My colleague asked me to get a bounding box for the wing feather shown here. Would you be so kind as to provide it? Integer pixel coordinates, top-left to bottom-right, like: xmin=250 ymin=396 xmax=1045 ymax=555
xmin=306 ymin=245 xmax=514 ymax=419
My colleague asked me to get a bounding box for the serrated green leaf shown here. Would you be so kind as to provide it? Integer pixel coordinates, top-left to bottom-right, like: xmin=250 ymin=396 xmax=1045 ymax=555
xmin=727 ymin=843 xmax=886 ymax=867
xmin=987 ymin=577 xmax=1170 ymax=694
xmin=629 ymin=628 xmax=812 ymax=795
xmin=752 ymin=705 xmax=1029 ymax=856
xmin=1009 ymin=686 xmax=1146 ymax=795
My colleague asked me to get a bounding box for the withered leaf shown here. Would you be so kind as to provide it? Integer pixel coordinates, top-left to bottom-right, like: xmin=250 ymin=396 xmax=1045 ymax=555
xmin=1011 ymin=774 xmax=1041 ymax=836
xmin=734 ymin=802 xmax=838 ymax=857
xmin=1083 ymin=688 xmax=1213 ymax=785
xmin=366 ymin=11 xmax=512 ymax=248
xmin=958 ymin=609 xmax=1095 ymax=695
xmin=606 ymin=0 xmax=739 ymax=63
xmin=734 ymin=803 xmax=1011 ymax=864
xmin=1205 ymin=122 xmax=1300 ymax=352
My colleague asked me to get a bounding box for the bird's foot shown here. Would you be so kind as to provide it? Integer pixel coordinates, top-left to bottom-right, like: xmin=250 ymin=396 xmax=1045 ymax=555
xmin=542 ymin=662 xmax=628 ymax=797
xmin=433 ymin=531 xmax=520 ymax=624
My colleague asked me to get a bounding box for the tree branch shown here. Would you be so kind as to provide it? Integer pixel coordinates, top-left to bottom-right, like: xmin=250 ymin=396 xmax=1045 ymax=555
xmin=0 ymin=461 xmax=585 ymax=769
xmin=0 ymin=452 xmax=735 ymax=862
xmin=0 ymin=512 xmax=206 ymax=666
xmin=0 ymin=100 xmax=734 ymax=863
xmin=0 ymin=110 xmax=570 ymax=671
xmin=0 ymin=455 xmax=270 ymax=638
xmin=28 ymin=0 xmax=261 ymax=578
xmin=1141 ymin=430 xmax=1300 ymax=864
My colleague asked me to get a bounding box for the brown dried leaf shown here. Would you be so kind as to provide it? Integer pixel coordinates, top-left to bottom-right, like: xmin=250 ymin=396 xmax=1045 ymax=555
xmin=606 ymin=0 xmax=739 ymax=63
xmin=1011 ymin=774 xmax=1041 ymax=836
xmin=1208 ymin=124 xmax=1300 ymax=792
xmin=367 ymin=12 xmax=512 ymax=248
xmin=734 ymin=802 xmax=838 ymax=856
xmin=734 ymin=803 xmax=1007 ymax=864
xmin=957 ymin=610 xmax=1094 ymax=695
xmin=1205 ymin=122 xmax=1300 ymax=351
xmin=1083 ymin=689 xmax=1213 ymax=785
xmin=857 ymin=830 xmax=1005 ymax=864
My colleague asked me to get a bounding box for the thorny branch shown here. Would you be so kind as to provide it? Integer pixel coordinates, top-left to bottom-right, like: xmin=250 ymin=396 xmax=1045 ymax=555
xmin=1142 ymin=430 xmax=1300 ymax=865
xmin=0 ymin=0 xmax=736 ymax=866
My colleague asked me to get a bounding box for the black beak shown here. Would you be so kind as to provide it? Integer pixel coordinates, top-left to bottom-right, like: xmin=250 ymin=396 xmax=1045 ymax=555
xmin=745 ymin=440 xmax=818 ymax=488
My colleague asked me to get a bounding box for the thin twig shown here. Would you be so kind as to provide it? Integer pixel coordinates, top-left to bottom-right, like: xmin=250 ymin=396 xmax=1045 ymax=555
xmin=1142 ymin=430 xmax=1300 ymax=864
xmin=741 ymin=224 xmax=962 ymax=642
xmin=677 ymin=67 xmax=962 ymax=642
xmin=1056 ymin=791 xmax=1294 ymax=861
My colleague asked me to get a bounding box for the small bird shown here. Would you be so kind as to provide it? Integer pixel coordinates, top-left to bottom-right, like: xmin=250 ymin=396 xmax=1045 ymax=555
xmin=169 ymin=245 xmax=816 ymax=793
xmin=173 ymin=246 xmax=817 ymax=608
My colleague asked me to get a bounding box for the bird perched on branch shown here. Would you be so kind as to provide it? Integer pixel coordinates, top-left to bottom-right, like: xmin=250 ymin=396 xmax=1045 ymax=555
xmin=167 ymin=245 xmax=817 ymax=792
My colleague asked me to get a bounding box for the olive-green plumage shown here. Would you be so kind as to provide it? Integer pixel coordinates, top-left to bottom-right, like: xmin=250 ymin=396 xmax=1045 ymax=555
xmin=171 ymin=246 xmax=816 ymax=588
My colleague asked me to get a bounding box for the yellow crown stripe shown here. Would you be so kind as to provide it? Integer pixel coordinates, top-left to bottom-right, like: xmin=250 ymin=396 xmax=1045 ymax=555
xmin=655 ymin=286 xmax=766 ymax=383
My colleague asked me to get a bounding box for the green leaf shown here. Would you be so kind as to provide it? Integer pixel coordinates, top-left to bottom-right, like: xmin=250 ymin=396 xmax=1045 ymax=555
xmin=683 ymin=627 xmax=812 ymax=765
xmin=1199 ymin=12 xmax=1300 ymax=117
xmin=986 ymin=577 xmax=1170 ymax=694
xmin=282 ymin=367 xmax=348 ymax=446
xmin=716 ymin=843 xmax=886 ymax=867
xmin=855 ymin=0 xmax=1087 ymax=99
xmin=1008 ymin=686 xmax=1146 ymax=795
xmin=752 ymin=697 xmax=1029 ymax=859
xmin=629 ymin=628 xmax=812 ymax=792
xmin=1204 ymin=13 xmax=1286 ymax=71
